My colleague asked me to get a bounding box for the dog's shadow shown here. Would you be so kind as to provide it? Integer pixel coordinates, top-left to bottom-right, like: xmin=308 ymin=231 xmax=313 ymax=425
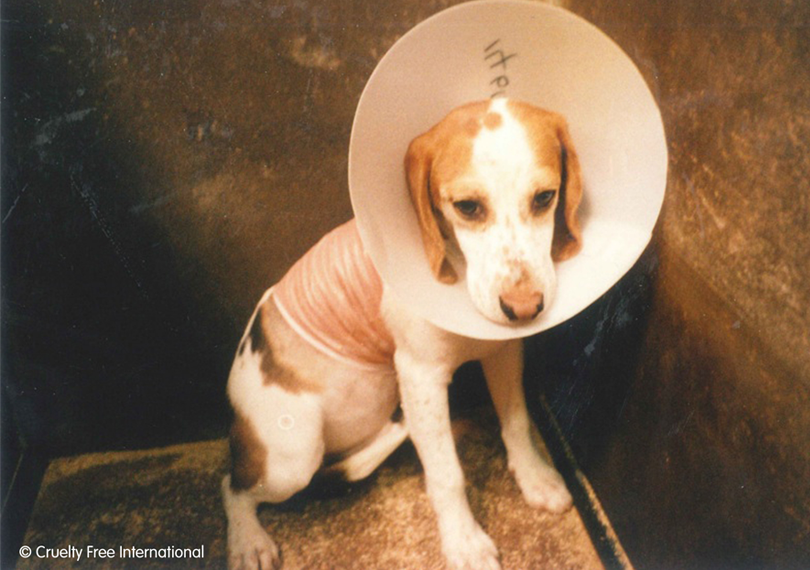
xmin=279 ymin=440 xmax=423 ymax=510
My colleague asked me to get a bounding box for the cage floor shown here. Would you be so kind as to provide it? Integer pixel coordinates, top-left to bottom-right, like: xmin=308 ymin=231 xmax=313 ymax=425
xmin=19 ymin=406 xmax=603 ymax=569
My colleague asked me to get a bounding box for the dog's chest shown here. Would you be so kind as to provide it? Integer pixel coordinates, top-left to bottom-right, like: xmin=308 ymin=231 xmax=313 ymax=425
xmin=272 ymin=219 xmax=395 ymax=369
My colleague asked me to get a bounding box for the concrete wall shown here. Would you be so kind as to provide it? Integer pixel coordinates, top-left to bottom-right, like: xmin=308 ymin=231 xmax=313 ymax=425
xmin=560 ymin=0 xmax=810 ymax=566
xmin=3 ymin=0 xmax=808 ymax=566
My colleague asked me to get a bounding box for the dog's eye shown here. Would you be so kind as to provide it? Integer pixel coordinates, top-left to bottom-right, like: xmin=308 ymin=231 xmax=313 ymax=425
xmin=532 ymin=190 xmax=556 ymax=213
xmin=453 ymin=200 xmax=484 ymax=220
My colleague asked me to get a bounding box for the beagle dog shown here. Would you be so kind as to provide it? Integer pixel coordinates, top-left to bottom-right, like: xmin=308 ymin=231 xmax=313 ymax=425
xmin=222 ymin=98 xmax=583 ymax=570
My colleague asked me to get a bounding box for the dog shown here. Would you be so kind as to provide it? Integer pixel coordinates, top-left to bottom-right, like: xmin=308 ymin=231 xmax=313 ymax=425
xmin=222 ymin=98 xmax=583 ymax=570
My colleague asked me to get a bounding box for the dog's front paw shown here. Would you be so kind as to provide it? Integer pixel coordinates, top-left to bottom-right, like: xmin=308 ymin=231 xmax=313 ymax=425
xmin=512 ymin=456 xmax=572 ymax=513
xmin=228 ymin=523 xmax=282 ymax=570
xmin=441 ymin=519 xmax=501 ymax=570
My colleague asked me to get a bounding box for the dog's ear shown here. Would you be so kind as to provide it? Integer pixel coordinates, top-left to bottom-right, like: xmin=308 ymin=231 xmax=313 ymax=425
xmin=405 ymin=134 xmax=458 ymax=284
xmin=552 ymin=117 xmax=584 ymax=261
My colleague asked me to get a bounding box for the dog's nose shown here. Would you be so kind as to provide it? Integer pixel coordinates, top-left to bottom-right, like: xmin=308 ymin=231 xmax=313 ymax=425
xmin=499 ymin=291 xmax=544 ymax=321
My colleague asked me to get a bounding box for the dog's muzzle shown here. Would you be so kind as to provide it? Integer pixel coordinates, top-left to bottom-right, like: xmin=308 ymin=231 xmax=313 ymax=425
xmin=499 ymin=292 xmax=544 ymax=322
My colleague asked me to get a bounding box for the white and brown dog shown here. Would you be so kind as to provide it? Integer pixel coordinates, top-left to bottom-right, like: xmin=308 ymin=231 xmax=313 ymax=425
xmin=222 ymin=98 xmax=583 ymax=570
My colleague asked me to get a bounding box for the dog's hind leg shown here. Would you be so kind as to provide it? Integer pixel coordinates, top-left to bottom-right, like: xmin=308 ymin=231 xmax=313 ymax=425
xmin=323 ymin=418 xmax=408 ymax=482
xmin=222 ymin=474 xmax=281 ymax=570
xmin=223 ymin=383 xmax=325 ymax=570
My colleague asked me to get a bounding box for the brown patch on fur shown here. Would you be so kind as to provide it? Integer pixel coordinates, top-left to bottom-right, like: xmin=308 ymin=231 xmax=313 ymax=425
xmin=483 ymin=111 xmax=502 ymax=130
xmin=405 ymin=101 xmax=492 ymax=283
xmin=229 ymin=413 xmax=267 ymax=491
xmin=464 ymin=117 xmax=481 ymax=137
xmin=263 ymin=358 xmax=322 ymax=393
xmin=250 ymin=301 xmax=322 ymax=393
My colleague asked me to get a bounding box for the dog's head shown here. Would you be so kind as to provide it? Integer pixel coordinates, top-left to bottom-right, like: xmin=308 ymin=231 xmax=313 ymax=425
xmin=405 ymin=99 xmax=583 ymax=324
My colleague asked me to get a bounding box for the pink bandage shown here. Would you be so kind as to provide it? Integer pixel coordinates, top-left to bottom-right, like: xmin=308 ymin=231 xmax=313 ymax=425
xmin=272 ymin=219 xmax=395 ymax=370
